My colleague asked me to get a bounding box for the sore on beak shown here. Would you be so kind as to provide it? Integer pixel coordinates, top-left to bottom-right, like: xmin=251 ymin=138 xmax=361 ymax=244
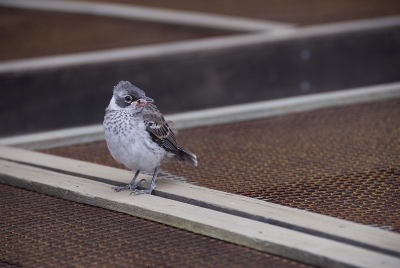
xmin=134 ymin=97 xmax=154 ymax=107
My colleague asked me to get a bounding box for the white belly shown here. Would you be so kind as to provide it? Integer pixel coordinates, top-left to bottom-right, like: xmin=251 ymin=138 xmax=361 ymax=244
xmin=103 ymin=111 xmax=166 ymax=173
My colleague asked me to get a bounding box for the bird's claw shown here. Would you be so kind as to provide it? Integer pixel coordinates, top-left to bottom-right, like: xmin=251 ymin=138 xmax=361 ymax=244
xmin=112 ymin=179 xmax=146 ymax=192
xmin=130 ymin=188 xmax=153 ymax=195
xmin=112 ymin=185 xmax=126 ymax=192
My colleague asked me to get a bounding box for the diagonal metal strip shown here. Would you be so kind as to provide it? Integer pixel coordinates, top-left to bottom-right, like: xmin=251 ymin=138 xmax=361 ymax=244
xmin=0 ymin=0 xmax=294 ymax=32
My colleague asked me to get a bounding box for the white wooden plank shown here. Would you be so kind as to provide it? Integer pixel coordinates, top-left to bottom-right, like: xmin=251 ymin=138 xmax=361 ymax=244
xmin=0 ymin=15 xmax=399 ymax=75
xmin=165 ymin=82 xmax=400 ymax=130
xmin=0 ymin=0 xmax=293 ymax=32
xmin=1 ymin=82 xmax=399 ymax=150
xmin=1 ymin=159 xmax=399 ymax=268
xmin=1 ymin=146 xmax=399 ymax=257
xmin=0 ymin=124 xmax=104 ymax=150
xmin=0 ymin=32 xmax=278 ymax=74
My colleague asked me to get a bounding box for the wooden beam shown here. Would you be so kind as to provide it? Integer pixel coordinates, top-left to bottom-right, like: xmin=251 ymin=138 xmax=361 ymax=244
xmin=0 ymin=146 xmax=399 ymax=259
xmin=1 ymin=158 xmax=399 ymax=268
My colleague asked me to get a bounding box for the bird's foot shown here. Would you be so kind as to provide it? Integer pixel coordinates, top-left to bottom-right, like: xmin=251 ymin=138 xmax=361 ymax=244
xmin=112 ymin=179 xmax=146 ymax=192
xmin=130 ymin=187 xmax=154 ymax=195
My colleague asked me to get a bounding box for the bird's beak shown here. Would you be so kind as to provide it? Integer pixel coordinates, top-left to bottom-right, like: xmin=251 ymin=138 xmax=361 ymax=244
xmin=134 ymin=96 xmax=154 ymax=107
xmin=143 ymin=97 xmax=154 ymax=103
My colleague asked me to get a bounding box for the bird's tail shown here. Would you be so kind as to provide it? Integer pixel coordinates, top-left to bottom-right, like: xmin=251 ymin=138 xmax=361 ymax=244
xmin=178 ymin=147 xmax=198 ymax=167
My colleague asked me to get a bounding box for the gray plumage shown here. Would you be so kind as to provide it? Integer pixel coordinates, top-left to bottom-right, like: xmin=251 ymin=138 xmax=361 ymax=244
xmin=103 ymin=81 xmax=197 ymax=195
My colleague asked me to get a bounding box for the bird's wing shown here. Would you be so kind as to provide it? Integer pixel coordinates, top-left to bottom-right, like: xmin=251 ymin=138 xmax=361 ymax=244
xmin=143 ymin=105 xmax=180 ymax=156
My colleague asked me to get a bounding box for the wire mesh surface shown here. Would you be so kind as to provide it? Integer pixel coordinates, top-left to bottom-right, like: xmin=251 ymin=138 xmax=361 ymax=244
xmin=39 ymin=98 xmax=400 ymax=233
xmin=0 ymin=183 xmax=312 ymax=268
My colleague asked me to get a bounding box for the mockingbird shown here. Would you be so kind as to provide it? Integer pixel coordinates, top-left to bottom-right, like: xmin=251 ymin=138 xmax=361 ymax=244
xmin=103 ymin=81 xmax=197 ymax=195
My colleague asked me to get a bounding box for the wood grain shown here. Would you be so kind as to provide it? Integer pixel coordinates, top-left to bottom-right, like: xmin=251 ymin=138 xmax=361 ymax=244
xmin=0 ymin=146 xmax=399 ymax=258
xmin=1 ymin=158 xmax=400 ymax=268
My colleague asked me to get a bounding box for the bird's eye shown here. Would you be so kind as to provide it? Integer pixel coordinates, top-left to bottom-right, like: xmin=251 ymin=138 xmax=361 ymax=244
xmin=124 ymin=95 xmax=133 ymax=103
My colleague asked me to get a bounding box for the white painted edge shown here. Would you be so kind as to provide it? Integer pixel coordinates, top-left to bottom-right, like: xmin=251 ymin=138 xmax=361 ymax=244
xmin=167 ymin=81 xmax=400 ymax=129
xmin=0 ymin=0 xmax=293 ymax=32
xmin=1 ymin=146 xmax=399 ymax=257
xmin=0 ymin=32 xmax=272 ymax=74
xmin=1 ymin=82 xmax=399 ymax=149
xmin=0 ymin=124 xmax=104 ymax=149
xmin=0 ymin=15 xmax=399 ymax=74
xmin=1 ymin=159 xmax=400 ymax=268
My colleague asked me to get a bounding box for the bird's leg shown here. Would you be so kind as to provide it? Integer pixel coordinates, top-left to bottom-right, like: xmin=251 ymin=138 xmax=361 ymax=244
xmin=113 ymin=170 xmax=145 ymax=192
xmin=131 ymin=165 xmax=160 ymax=195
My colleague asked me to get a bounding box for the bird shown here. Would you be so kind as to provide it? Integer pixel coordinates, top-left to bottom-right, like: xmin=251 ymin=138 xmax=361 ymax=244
xmin=103 ymin=81 xmax=197 ymax=195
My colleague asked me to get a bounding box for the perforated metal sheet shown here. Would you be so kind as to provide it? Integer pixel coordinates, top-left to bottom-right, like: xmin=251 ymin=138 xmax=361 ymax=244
xmin=39 ymin=98 xmax=400 ymax=233
xmin=0 ymin=183 xmax=311 ymax=268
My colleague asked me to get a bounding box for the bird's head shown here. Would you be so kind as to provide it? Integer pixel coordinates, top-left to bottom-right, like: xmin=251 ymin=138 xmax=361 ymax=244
xmin=110 ymin=81 xmax=154 ymax=110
